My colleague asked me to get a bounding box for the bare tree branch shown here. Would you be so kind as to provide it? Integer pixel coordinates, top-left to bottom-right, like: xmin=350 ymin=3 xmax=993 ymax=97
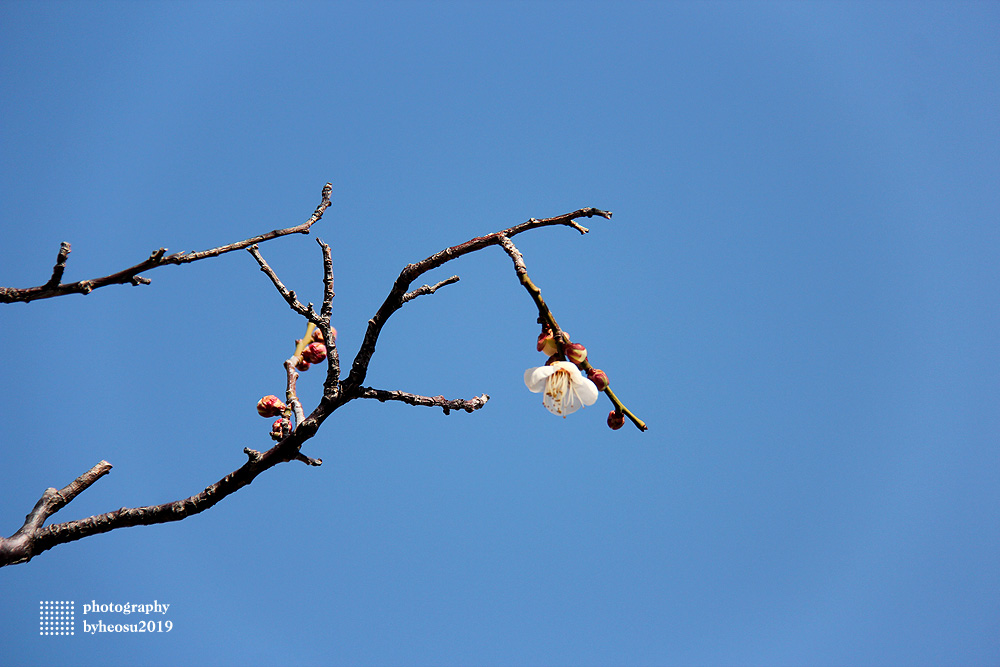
xmin=402 ymin=275 xmax=461 ymax=303
xmin=0 ymin=183 xmax=333 ymax=303
xmin=248 ymin=245 xmax=322 ymax=324
xmin=318 ymin=237 xmax=335 ymax=322
xmin=43 ymin=242 xmax=73 ymax=288
xmin=0 ymin=199 xmax=639 ymax=568
xmin=0 ymin=461 xmax=113 ymax=565
xmin=0 ymin=417 xmax=327 ymax=567
xmin=495 ymin=233 xmax=569 ymax=347
xmin=294 ymin=452 xmax=323 ymax=467
xmin=356 ymin=387 xmax=490 ymax=414
xmin=345 ymin=207 xmax=612 ymax=390
xmin=315 ymin=238 xmax=341 ymax=396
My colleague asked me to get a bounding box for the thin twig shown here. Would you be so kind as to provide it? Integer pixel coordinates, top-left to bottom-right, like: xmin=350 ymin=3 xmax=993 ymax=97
xmin=402 ymin=275 xmax=461 ymax=303
xmin=248 ymin=245 xmax=321 ymax=323
xmin=284 ymin=358 xmax=301 ymax=410
xmin=294 ymin=453 xmax=323 ymax=467
xmin=315 ymin=239 xmax=341 ymax=395
xmin=43 ymin=242 xmax=72 ymax=288
xmin=0 ymin=183 xmax=333 ymax=303
xmin=496 ymin=234 xmax=565 ymax=340
xmin=356 ymin=387 xmax=490 ymax=414
xmin=317 ymin=238 xmax=335 ymax=322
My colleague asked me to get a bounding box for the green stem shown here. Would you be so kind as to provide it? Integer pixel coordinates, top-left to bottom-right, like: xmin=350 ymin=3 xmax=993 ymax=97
xmin=513 ymin=257 xmax=647 ymax=432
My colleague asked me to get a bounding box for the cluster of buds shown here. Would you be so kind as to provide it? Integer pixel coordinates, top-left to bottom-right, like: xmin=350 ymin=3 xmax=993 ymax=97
xmin=537 ymin=325 xmax=587 ymax=365
xmin=295 ymin=326 xmax=336 ymax=371
xmin=256 ymin=325 xmax=340 ymax=437
xmin=537 ymin=324 xmax=609 ymax=390
xmin=531 ymin=323 xmax=620 ymax=428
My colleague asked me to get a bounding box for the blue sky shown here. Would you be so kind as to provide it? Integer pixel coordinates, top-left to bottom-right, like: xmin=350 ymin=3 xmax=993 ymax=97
xmin=2 ymin=2 xmax=998 ymax=665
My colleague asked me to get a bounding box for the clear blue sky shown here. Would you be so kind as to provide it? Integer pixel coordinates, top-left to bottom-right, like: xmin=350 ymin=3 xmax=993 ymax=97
xmin=2 ymin=2 xmax=998 ymax=665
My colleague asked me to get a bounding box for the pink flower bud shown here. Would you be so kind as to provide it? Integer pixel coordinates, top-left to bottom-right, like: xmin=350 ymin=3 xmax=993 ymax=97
xmin=312 ymin=326 xmax=337 ymax=343
xmin=295 ymin=357 xmax=311 ymax=371
xmin=587 ymin=368 xmax=609 ymax=391
xmin=270 ymin=419 xmax=288 ymax=441
xmin=302 ymin=342 xmax=327 ymax=364
xmin=257 ymin=395 xmax=287 ymax=418
xmin=566 ymin=342 xmax=588 ymax=365
xmin=536 ymin=331 xmax=558 ymax=356
xmin=607 ymin=410 xmax=625 ymax=430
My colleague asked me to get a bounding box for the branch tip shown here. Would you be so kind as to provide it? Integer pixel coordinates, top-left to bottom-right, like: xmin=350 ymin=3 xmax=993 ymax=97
xmin=295 ymin=453 xmax=322 ymax=467
xmin=44 ymin=242 xmax=72 ymax=288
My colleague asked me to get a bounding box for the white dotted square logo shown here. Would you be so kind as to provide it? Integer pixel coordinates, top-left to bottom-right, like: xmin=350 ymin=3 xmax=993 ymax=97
xmin=39 ymin=600 xmax=74 ymax=636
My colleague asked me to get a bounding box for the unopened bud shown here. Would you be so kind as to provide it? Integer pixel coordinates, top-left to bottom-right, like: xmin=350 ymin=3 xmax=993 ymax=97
xmin=270 ymin=418 xmax=288 ymax=441
xmin=536 ymin=331 xmax=558 ymax=356
xmin=257 ymin=395 xmax=287 ymax=418
xmin=312 ymin=326 xmax=337 ymax=343
xmin=302 ymin=342 xmax=327 ymax=364
xmin=607 ymin=410 xmax=625 ymax=430
xmin=566 ymin=342 xmax=588 ymax=365
xmin=295 ymin=357 xmax=311 ymax=371
xmin=587 ymin=368 xmax=609 ymax=391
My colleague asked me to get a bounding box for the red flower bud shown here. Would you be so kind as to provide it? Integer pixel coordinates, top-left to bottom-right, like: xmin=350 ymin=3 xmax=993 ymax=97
xmin=607 ymin=410 xmax=625 ymax=430
xmin=566 ymin=342 xmax=588 ymax=365
xmin=587 ymin=368 xmax=609 ymax=391
xmin=270 ymin=418 xmax=288 ymax=441
xmin=312 ymin=326 xmax=337 ymax=343
xmin=302 ymin=342 xmax=327 ymax=364
xmin=295 ymin=357 xmax=311 ymax=371
xmin=536 ymin=331 xmax=558 ymax=356
xmin=257 ymin=395 xmax=287 ymax=418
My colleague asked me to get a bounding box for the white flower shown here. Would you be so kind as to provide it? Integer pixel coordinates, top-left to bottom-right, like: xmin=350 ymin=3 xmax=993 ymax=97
xmin=524 ymin=361 xmax=600 ymax=417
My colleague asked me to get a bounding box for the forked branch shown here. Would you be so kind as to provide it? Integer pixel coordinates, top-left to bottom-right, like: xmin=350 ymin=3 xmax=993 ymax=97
xmin=0 ymin=194 xmax=641 ymax=568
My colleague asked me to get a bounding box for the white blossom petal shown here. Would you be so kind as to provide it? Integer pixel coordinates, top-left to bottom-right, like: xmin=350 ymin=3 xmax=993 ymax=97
xmin=573 ymin=375 xmax=600 ymax=406
xmin=526 ymin=361 xmax=600 ymax=417
xmin=524 ymin=365 xmax=556 ymax=393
